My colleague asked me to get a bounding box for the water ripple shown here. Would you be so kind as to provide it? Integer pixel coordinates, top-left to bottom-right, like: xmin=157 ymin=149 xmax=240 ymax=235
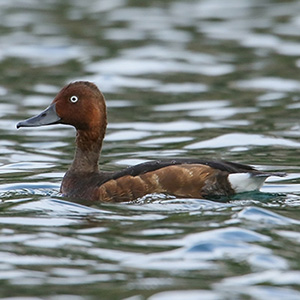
xmin=186 ymin=133 xmax=300 ymax=149
xmin=235 ymin=207 xmax=300 ymax=225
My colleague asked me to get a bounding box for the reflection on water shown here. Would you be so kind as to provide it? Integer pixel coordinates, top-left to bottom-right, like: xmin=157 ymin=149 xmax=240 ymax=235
xmin=0 ymin=0 xmax=300 ymax=299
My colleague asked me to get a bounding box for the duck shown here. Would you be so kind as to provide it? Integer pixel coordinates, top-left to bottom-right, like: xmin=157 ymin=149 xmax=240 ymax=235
xmin=17 ymin=81 xmax=285 ymax=202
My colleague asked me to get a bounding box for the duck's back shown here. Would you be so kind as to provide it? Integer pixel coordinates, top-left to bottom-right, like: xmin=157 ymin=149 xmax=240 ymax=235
xmin=111 ymin=159 xmax=255 ymax=178
xmin=93 ymin=159 xmax=283 ymax=202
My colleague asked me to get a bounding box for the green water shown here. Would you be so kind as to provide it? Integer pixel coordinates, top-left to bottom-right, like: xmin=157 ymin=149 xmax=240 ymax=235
xmin=0 ymin=0 xmax=300 ymax=299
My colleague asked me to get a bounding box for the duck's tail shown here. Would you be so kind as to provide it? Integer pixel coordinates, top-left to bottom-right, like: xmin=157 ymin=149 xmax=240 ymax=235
xmin=228 ymin=171 xmax=286 ymax=193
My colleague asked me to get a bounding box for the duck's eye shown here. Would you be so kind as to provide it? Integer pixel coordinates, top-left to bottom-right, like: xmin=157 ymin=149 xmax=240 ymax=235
xmin=70 ymin=95 xmax=78 ymax=103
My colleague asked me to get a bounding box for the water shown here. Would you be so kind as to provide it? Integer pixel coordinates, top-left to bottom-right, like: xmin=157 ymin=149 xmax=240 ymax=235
xmin=1 ymin=0 xmax=300 ymax=299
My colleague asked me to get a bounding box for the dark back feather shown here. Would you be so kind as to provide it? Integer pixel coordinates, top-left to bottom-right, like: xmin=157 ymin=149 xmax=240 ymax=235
xmin=111 ymin=159 xmax=257 ymax=181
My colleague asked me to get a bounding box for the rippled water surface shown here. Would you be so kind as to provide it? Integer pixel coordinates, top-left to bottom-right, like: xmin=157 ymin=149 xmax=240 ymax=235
xmin=1 ymin=0 xmax=300 ymax=299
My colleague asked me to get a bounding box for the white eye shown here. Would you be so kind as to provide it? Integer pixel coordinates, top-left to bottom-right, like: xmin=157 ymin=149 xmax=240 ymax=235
xmin=70 ymin=95 xmax=78 ymax=103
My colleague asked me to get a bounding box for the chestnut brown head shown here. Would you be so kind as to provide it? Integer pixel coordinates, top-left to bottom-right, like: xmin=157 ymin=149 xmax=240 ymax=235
xmin=17 ymin=81 xmax=106 ymax=131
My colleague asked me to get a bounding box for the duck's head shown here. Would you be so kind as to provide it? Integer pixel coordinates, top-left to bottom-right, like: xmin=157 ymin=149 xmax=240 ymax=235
xmin=17 ymin=81 xmax=106 ymax=131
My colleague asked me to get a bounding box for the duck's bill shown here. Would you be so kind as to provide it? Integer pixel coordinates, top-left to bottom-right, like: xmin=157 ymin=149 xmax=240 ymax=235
xmin=16 ymin=103 xmax=61 ymax=129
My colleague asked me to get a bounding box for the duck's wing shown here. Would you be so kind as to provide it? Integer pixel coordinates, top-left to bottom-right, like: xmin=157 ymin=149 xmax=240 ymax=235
xmin=111 ymin=159 xmax=284 ymax=179
xmin=97 ymin=159 xmax=285 ymax=202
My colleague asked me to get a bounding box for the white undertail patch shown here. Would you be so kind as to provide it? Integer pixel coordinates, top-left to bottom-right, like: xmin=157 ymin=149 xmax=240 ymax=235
xmin=228 ymin=173 xmax=267 ymax=193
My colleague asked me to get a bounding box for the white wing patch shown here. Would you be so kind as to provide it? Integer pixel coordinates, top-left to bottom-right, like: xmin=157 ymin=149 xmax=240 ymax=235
xmin=228 ymin=173 xmax=267 ymax=193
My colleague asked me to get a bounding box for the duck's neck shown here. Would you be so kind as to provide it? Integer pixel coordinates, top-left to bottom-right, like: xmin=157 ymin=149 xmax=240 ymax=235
xmin=69 ymin=124 xmax=106 ymax=174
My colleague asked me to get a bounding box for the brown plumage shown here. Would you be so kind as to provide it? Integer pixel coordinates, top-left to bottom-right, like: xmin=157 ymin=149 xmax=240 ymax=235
xmin=17 ymin=81 xmax=285 ymax=203
xmin=97 ymin=164 xmax=227 ymax=202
